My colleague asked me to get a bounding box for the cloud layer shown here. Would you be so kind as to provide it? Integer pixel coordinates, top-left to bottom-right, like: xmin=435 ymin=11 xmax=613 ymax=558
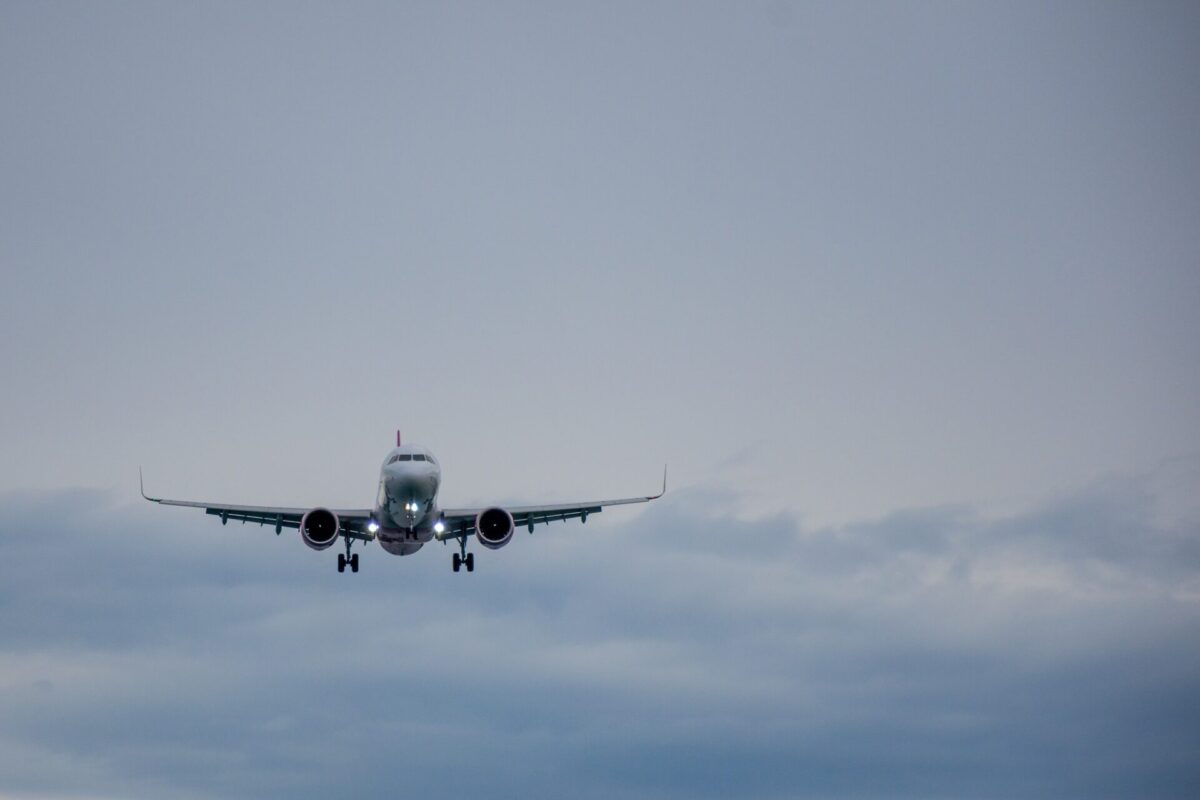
xmin=2 ymin=467 xmax=1199 ymax=799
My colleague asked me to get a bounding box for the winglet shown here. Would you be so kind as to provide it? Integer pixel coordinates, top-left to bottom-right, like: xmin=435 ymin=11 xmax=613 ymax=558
xmin=139 ymin=467 xmax=160 ymax=503
xmin=650 ymin=464 xmax=668 ymax=500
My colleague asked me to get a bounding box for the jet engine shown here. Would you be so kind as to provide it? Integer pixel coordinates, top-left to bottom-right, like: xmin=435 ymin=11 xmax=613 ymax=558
xmin=475 ymin=507 xmax=515 ymax=550
xmin=300 ymin=507 xmax=340 ymax=550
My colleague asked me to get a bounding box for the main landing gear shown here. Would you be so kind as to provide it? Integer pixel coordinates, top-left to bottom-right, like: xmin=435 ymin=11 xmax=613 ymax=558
xmin=451 ymin=537 xmax=474 ymax=573
xmin=338 ymin=537 xmax=359 ymax=573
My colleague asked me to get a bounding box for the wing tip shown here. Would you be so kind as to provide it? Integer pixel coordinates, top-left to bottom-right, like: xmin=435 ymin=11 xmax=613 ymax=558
xmin=139 ymin=467 xmax=160 ymax=503
xmin=650 ymin=463 xmax=667 ymax=500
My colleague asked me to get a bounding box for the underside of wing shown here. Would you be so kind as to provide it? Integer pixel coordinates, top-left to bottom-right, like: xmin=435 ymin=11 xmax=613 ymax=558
xmin=157 ymin=499 xmax=375 ymax=540
xmin=435 ymin=467 xmax=667 ymax=541
xmin=140 ymin=474 xmax=375 ymax=540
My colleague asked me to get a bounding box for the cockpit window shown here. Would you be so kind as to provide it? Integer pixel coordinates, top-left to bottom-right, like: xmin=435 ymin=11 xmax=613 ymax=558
xmin=388 ymin=453 xmax=431 ymax=464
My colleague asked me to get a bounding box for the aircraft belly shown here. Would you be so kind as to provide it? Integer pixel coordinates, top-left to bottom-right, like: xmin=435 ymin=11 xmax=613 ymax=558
xmin=376 ymin=525 xmax=433 ymax=556
xmin=378 ymin=538 xmax=424 ymax=556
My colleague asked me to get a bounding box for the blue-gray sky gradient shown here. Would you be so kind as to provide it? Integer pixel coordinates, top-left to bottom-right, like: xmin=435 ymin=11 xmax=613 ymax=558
xmin=2 ymin=1 xmax=1198 ymax=522
xmin=1 ymin=1 xmax=1199 ymax=797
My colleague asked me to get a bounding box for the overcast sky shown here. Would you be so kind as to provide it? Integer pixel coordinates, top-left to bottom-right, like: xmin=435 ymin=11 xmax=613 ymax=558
xmin=1 ymin=2 xmax=1198 ymax=798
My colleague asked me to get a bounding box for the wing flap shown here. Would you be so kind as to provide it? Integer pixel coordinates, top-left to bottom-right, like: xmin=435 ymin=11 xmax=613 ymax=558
xmin=195 ymin=505 xmax=375 ymax=540
xmin=141 ymin=474 xmax=375 ymax=542
xmin=435 ymin=505 xmax=604 ymax=541
xmin=434 ymin=468 xmax=666 ymax=542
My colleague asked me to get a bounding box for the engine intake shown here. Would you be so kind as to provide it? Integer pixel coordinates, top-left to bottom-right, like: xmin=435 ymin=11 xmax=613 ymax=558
xmin=475 ymin=507 xmax=515 ymax=550
xmin=300 ymin=507 xmax=340 ymax=550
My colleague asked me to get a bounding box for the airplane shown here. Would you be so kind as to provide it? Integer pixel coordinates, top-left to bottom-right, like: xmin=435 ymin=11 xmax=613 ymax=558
xmin=141 ymin=432 xmax=666 ymax=573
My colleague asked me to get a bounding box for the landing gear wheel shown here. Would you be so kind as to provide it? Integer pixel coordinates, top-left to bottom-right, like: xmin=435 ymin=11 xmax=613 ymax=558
xmin=340 ymin=536 xmax=357 ymax=574
xmin=465 ymin=552 xmax=475 ymax=572
xmin=452 ymin=553 xmax=461 ymax=572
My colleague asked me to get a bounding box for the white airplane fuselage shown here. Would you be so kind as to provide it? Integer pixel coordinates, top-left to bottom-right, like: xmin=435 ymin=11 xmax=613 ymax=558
xmin=374 ymin=445 xmax=442 ymax=556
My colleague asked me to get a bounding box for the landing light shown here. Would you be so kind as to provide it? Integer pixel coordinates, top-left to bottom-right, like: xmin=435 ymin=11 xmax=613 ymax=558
xmin=367 ymin=521 xmax=380 ymax=533
xmin=433 ymin=520 xmax=445 ymax=534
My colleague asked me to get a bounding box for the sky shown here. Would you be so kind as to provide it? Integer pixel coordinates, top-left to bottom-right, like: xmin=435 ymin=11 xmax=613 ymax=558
xmin=1 ymin=1 xmax=1198 ymax=797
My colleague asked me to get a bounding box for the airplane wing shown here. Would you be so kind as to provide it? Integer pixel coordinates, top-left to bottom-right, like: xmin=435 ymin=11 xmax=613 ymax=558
xmin=434 ymin=466 xmax=667 ymax=542
xmin=140 ymin=472 xmax=376 ymax=541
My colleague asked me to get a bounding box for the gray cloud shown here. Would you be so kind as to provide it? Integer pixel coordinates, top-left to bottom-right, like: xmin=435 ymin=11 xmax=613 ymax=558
xmin=2 ymin=465 xmax=1198 ymax=799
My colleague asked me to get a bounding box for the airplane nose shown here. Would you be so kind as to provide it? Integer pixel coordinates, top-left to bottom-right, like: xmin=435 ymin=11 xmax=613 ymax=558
xmin=384 ymin=469 xmax=435 ymax=507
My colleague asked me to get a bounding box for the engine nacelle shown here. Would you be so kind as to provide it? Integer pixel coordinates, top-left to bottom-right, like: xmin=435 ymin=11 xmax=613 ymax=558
xmin=300 ymin=507 xmax=340 ymax=551
xmin=475 ymin=507 xmax=515 ymax=550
